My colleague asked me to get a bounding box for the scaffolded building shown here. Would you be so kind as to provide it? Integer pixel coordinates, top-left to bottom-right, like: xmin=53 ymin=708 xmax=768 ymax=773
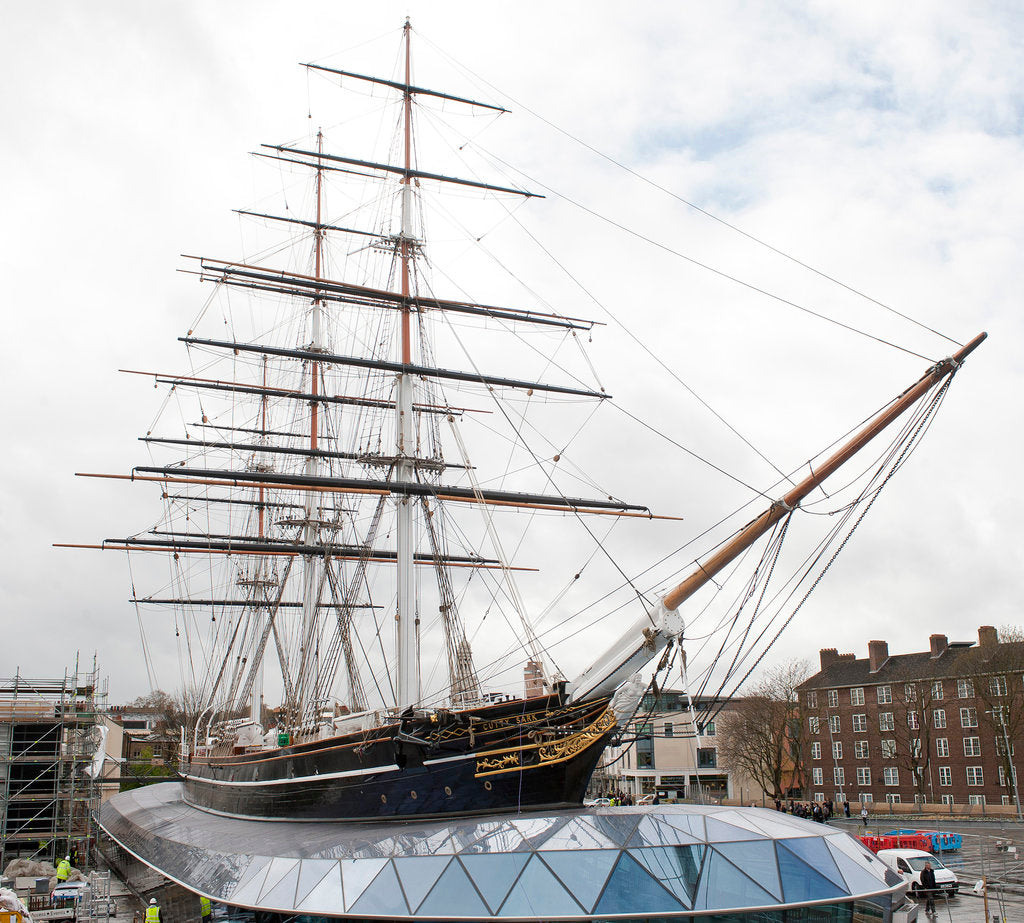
xmin=0 ymin=660 xmax=107 ymax=869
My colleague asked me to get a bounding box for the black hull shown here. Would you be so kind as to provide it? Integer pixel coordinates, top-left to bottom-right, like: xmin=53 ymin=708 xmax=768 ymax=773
xmin=182 ymin=695 xmax=614 ymax=821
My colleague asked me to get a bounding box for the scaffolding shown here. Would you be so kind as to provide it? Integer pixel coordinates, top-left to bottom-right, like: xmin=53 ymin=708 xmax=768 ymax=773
xmin=0 ymin=657 xmax=108 ymax=871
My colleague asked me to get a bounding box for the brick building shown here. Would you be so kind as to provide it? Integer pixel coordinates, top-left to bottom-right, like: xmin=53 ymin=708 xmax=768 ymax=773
xmin=797 ymin=626 xmax=1024 ymax=810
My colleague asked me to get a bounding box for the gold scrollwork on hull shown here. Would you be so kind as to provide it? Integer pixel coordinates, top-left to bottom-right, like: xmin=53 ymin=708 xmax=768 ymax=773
xmin=473 ymin=706 xmax=616 ymax=778
xmin=475 ymin=752 xmax=520 ymax=773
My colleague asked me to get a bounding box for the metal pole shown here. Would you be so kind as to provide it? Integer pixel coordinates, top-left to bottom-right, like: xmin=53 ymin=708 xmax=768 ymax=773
xmin=1000 ymin=711 xmax=1023 ymax=822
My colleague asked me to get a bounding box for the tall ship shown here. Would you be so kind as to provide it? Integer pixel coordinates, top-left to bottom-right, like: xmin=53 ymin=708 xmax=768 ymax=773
xmin=70 ymin=22 xmax=984 ymax=822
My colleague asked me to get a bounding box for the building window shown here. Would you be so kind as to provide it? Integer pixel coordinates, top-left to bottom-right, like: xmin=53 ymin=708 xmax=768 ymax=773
xmin=881 ymin=740 xmax=897 ymax=759
xmin=814 ymin=792 xmax=825 ymax=803
xmin=968 ymin=794 xmax=986 ymax=806
xmin=812 ymin=767 xmax=823 ymax=786
xmin=860 ymin=793 xmax=873 ymax=804
xmin=932 ymin=681 xmax=944 ymax=700
xmin=697 ymin=747 xmax=717 ymax=768
xmin=852 ymin=714 xmax=867 ymax=733
xmin=967 ymin=766 xmax=984 ymax=786
xmin=939 ymin=766 xmax=952 ymax=786
xmin=904 ymin=683 xmax=917 ymax=701
xmin=998 ymin=765 xmax=1017 ymax=787
xmin=912 ymin=738 xmax=922 ymax=759
xmin=879 ymin=712 xmax=894 ymax=732
xmin=850 ymin=687 xmax=865 ymax=706
xmin=828 ymin=715 xmax=840 ymax=734
xmin=809 ymin=716 xmax=820 ymax=734
xmin=857 ymin=767 xmax=871 ymax=786
xmin=936 ymin=738 xmax=949 ymax=758
xmin=855 ymin=740 xmax=869 ymax=759
xmin=828 ymin=689 xmax=839 ymax=708
xmin=941 ymin=794 xmax=954 ymax=805
xmin=995 ymin=736 xmax=1015 ymax=757
xmin=637 ymin=723 xmax=654 ymax=768
xmin=933 ymin=708 xmax=946 ymax=729
xmin=964 ymin=737 xmax=982 ymax=757
xmin=883 ymin=767 xmax=899 ymax=786
xmin=886 ymin=794 xmax=901 ymax=804
xmin=907 ymin=711 xmax=920 ymax=730
xmin=811 ymin=742 xmax=821 ymax=760
xmin=807 ymin=691 xmax=817 ymax=708
xmin=877 ymin=685 xmax=892 ymax=704
xmin=961 ymin=707 xmax=978 ymax=728
xmin=834 ymin=767 xmax=845 ymax=787
xmin=990 ymin=676 xmax=1008 ymax=697
xmin=699 ymin=720 xmax=716 ymax=737
xmin=1002 ymin=795 xmax=1011 ymax=805
xmin=832 ymin=741 xmax=843 ymax=760
xmin=958 ymin=678 xmax=975 ymax=698
xmin=664 ymin=722 xmax=673 ymax=737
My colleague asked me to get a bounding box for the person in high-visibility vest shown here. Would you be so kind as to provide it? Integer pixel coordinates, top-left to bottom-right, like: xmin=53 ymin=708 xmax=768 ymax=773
xmin=56 ymin=857 xmax=72 ymax=882
xmin=200 ymin=895 xmax=212 ymax=922
xmin=145 ymin=898 xmax=161 ymax=923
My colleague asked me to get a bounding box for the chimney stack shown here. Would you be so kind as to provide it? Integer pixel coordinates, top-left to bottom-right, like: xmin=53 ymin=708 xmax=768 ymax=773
xmin=929 ymin=634 xmax=948 ymax=658
xmin=524 ymin=660 xmax=545 ymax=698
xmin=868 ymin=640 xmax=889 ymax=673
xmin=979 ymin=626 xmax=999 ymax=649
xmin=819 ymin=648 xmax=839 ymax=671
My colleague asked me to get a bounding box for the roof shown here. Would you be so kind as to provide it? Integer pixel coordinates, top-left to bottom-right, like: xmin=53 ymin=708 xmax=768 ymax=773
xmin=797 ymin=640 xmax=1024 ymax=691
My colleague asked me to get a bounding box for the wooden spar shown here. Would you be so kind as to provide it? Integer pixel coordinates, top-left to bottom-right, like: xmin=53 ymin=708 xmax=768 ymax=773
xmin=53 ymin=543 xmax=537 ymax=570
xmin=663 ymin=332 xmax=987 ymax=612
xmin=74 ymin=472 xmax=681 ymax=519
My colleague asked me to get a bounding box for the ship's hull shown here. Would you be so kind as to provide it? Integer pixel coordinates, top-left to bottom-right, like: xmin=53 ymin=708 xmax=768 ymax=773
xmin=181 ymin=694 xmax=615 ymax=821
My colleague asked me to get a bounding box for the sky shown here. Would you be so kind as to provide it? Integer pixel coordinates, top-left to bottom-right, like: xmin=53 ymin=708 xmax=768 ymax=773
xmin=1 ymin=1 xmax=1022 ymax=706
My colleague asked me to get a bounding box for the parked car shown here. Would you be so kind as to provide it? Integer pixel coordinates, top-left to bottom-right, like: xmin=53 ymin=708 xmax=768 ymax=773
xmin=584 ymin=797 xmax=611 ymax=806
xmin=875 ymin=848 xmax=959 ymax=897
xmin=637 ymin=793 xmax=656 ymax=805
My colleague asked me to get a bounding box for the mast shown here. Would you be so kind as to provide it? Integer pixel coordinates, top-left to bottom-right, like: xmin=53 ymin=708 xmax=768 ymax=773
xmin=395 ymin=18 xmax=419 ymax=710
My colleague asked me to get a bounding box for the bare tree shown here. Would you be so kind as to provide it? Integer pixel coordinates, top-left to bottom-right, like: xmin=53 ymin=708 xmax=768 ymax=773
xmin=128 ymin=687 xmax=206 ymax=734
xmin=891 ymin=680 xmax=939 ymax=805
xmin=719 ymin=660 xmax=811 ymax=799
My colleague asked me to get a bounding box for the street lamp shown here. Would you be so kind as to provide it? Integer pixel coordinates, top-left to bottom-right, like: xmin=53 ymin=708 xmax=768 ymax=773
xmin=987 ymin=708 xmax=1022 ymax=822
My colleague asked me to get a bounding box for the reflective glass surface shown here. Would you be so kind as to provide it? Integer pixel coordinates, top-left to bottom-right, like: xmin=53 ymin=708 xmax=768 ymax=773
xmin=100 ymin=783 xmax=903 ymax=920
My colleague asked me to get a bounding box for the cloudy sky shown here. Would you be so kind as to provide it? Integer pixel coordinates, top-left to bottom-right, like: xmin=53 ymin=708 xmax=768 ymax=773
xmin=1 ymin=1 xmax=1021 ymax=705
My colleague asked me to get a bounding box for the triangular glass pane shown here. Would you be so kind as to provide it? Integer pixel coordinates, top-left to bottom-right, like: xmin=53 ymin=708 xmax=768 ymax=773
xmin=340 ymin=857 xmax=387 ymax=910
xmin=581 ymin=812 xmax=643 ymax=846
xmin=656 ymin=811 xmax=707 ymax=841
xmin=227 ymin=857 xmax=273 ymax=907
xmin=418 ymin=857 xmax=489 ymax=918
xmin=539 ymin=849 xmax=618 ymax=913
xmin=509 ymin=815 xmax=571 ymax=848
xmin=394 ymin=856 xmax=451 ymax=912
xmin=594 ymin=851 xmax=685 ymax=916
xmin=390 ymin=828 xmax=455 ymax=857
xmin=627 ymin=815 xmax=703 ymax=848
xmin=705 ymin=817 xmax=767 ymax=842
xmin=229 ymin=856 xmax=272 ymax=901
xmin=825 ymin=841 xmax=891 ymax=897
xmin=778 ymin=836 xmax=846 ymax=889
xmin=261 ymin=863 xmax=301 ymax=910
xmin=499 ymin=854 xmax=584 ymax=917
xmin=348 ymin=862 xmax=409 ymax=918
xmin=538 ymin=815 xmax=615 ymax=850
xmin=714 ymin=810 xmax=775 ymax=836
xmin=461 ymin=822 xmax=530 ymax=854
xmin=295 ymin=865 xmax=343 ymax=915
xmin=741 ymin=812 xmax=818 ymax=838
xmin=777 ymin=844 xmax=847 ymax=904
xmin=460 ymin=852 xmax=530 ymax=912
xmin=693 ymin=849 xmax=778 ymax=911
xmin=295 ymin=860 xmax=338 ymax=906
xmin=627 ymin=845 xmax=705 ymax=907
xmin=257 ymin=858 xmax=299 ymax=901
xmin=714 ymin=841 xmax=782 ymax=900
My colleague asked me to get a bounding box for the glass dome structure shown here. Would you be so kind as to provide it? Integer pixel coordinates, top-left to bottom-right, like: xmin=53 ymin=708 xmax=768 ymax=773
xmin=100 ymin=784 xmax=905 ymax=920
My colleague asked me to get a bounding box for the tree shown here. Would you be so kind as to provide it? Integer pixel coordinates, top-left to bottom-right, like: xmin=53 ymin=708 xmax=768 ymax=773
xmin=956 ymin=626 xmax=1024 ymax=810
xmin=891 ymin=680 xmax=940 ymax=805
xmin=718 ymin=660 xmax=812 ymax=799
xmin=128 ymin=687 xmax=206 ymax=734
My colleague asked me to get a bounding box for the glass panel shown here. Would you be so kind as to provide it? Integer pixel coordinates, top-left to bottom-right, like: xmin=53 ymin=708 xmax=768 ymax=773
xmin=257 ymin=858 xmax=300 ymax=901
xmin=460 ymin=851 xmax=530 ymax=913
xmin=705 ymin=817 xmax=768 ymax=842
xmin=714 ymin=810 xmax=771 ymax=836
xmin=627 ymin=845 xmax=705 ymax=906
xmin=540 ymin=848 xmax=619 ymax=913
xmin=775 ymin=836 xmax=846 ymax=890
xmin=740 ymin=813 xmax=818 ymax=838
xmin=295 ymin=865 xmax=343 ymax=915
xmin=260 ymin=862 xmax=301 ymax=909
xmin=777 ymin=844 xmax=847 ymax=904
xmin=498 ymin=853 xmax=584 ymax=917
xmin=656 ymin=811 xmax=707 ymax=841
xmin=417 ymin=858 xmax=490 ymax=917
xmin=226 ymin=857 xmax=273 ymax=906
xmin=339 ymin=857 xmax=387 ymax=910
xmin=693 ymin=849 xmax=778 ymax=911
xmin=825 ymin=844 xmax=891 ymax=899
xmin=460 ymin=823 xmax=530 ymax=854
xmin=537 ymin=816 xmax=614 ymax=850
xmin=713 ymin=841 xmax=782 ymax=900
xmin=578 ymin=812 xmax=642 ymax=846
xmin=393 ymin=856 xmax=451 ymax=912
xmin=627 ymin=815 xmax=703 ymax=848
xmin=294 ymin=860 xmax=339 ymax=906
xmin=594 ymin=851 xmax=686 ymax=916
xmin=508 ymin=816 xmax=564 ymax=847
xmin=348 ymin=861 xmax=410 ymax=918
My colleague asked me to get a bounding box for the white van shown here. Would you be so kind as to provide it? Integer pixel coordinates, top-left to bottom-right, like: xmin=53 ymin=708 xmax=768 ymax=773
xmin=875 ymin=848 xmax=959 ymax=897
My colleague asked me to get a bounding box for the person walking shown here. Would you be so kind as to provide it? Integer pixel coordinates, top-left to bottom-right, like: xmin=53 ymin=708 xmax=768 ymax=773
xmin=843 ymin=799 xmax=851 ymax=818
xmin=860 ymin=805 xmax=869 ymax=827
xmin=56 ymin=856 xmax=72 ymax=883
xmin=919 ymin=861 xmax=937 ymax=915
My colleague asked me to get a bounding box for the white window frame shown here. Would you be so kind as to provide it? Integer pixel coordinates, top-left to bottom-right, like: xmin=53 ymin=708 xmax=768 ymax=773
xmin=879 ymin=712 xmax=894 ymax=732
xmin=877 ymin=685 xmax=892 ymax=704
xmin=883 ymin=767 xmax=899 ymax=786
xmin=811 ymin=742 xmax=821 ymax=760
xmin=968 ymin=794 xmax=986 ymax=806
xmin=881 ymin=739 xmax=897 ymax=759
xmin=812 ymin=767 xmax=824 ymax=786
xmin=932 ymin=681 xmax=944 ymax=700
xmin=961 ymin=707 xmax=978 ymax=728
xmin=939 ymin=766 xmax=952 ymax=786
xmin=940 ymin=794 xmax=954 ymax=805
xmin=850 ymin=687 xmax=865 ymax=706
xmin=828 ymin=715 xmax=840 ymax=734
xmin=886 ymin=793 xmax=901 ymax=804
xmin=827 ymin=689 xmax=839 ymax=708
xmin=936 ymin=738 xmax=949 ymax=758
xmin=834 ymin=767 xmax=845 ymax=787
xmin=958 ymin=678 xmax=975 ymax=698
xmin=807 ymin=691 xmax=817 ymax=708
xmin=966 ymin=766 xmax=984 ymax=786
xmin=852 ymin=714 xmax=867 ymax=733
xmin=860 ymin=793 xmax=873 ymax=804
xmin=809 ymin=716 xmax=820 ymax=734
xmin=832 ymin=741 xmax=842 ymax=760
xmin=933 ymin=708 xmax=946 ymax=729
xmin=857 ymin=767 xmax=871 ymax=786
xmin=907 ymin=711 xmax=920 ymax=730
xmin=990 ymin=676 xmax=1008 ymax=697
xmin=964 ymin=736 xmax=982 ymax=757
